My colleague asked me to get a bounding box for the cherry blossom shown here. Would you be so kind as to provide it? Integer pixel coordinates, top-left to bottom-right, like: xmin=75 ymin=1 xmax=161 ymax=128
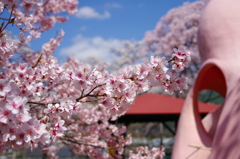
xmin=129 ymin=146 xmax=165 ymax=159
xmin=0 ymin=2 xmax=4 ymax=13
xmin=110 ymin=0 xmax=210 ymax=98
xmin=0 ymin=0 xmax=192 ymax=158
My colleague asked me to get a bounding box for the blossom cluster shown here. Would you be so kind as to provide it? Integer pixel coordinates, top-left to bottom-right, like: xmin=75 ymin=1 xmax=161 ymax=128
xmin=110 ymin=0 xmax=207 ymax=98
xmin=129 ymin=146 xmax=165 ymax=159
xmin=111 ymin=1 xmax=205 ymax=71
xmin=171 ymin=48 xmax=191 ymax=72
xmin=143 ymin=1 xmax=205 ymax=58
xmin=0 ymin=0 xmax=191 ymax=158
xmin=0 ymin=0 xmax=78 ymax=67
xmin=0 ymin=79 xmax=50 ymax=152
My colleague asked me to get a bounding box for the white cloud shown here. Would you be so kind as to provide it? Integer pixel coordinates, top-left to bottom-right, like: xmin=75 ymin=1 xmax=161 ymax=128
xmin=80 ymin=26 xmax=87 ymax=31
xmin=75 ymin=6 xmax=111 ymax=19
xmin=60 ymin=35 xmax=124 ymax=62
xmin=104 ymin=3 xmax=122 ymax=9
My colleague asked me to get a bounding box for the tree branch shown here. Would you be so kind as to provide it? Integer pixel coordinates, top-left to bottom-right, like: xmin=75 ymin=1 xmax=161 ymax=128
xmin=0 ymin=17 xmax=9 ymax=21
xmin=0 ymin=5 xmax=15 ymax=35
xmin=76 ymin=83 xmax=106 ymax=102
xmin=60 ymin=138 xmax=106 ymax=150
xmin=188 ymin=145 xmax=212 ymax=150
xmin=32 ymin=54 xmax=43 ymax=68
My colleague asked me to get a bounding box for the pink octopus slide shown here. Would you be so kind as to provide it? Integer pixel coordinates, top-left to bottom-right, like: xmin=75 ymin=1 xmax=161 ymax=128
xmin=172 ymin=0 xmax=240 ymax=158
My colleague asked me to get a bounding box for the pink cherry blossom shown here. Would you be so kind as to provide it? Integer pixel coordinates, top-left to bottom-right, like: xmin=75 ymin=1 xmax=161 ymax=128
xmin=0 ymin=0 xmax=192 ymax=157
xmin=0 ymin=79 xmax=11 ymax=96
xmin=0 ymin=2 xmax=4 ymax=13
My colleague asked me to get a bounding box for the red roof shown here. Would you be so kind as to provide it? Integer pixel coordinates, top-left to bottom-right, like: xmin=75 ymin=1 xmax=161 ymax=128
xmin=126 ymin=93 xmax=219 ymax=115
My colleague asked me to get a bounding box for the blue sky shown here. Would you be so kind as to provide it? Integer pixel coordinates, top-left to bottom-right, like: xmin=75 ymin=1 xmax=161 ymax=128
xmin=29 ymin=0 xmax=196 ymax=62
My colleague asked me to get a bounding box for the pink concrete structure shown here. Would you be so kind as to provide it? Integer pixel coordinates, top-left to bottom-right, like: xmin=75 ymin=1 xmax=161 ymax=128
xmin=172 ymin=0 xmax=240 ymax=158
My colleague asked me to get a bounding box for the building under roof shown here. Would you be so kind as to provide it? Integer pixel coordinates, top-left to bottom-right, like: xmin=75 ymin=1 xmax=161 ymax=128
xmin=119 ymin=93 xmax=219 ymax=135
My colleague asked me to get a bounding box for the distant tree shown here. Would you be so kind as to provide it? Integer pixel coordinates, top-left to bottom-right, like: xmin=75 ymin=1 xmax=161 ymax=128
xmin=111 ymin=0 xmax=208 ymax=98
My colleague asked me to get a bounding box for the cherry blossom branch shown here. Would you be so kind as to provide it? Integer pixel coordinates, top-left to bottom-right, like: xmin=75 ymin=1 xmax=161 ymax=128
xmin=0 ymin=5 xmax=15 ymax=35
xmin=0 ymin=1 xmax=191 ymax=158
xmin=76 ymin=83 xmax=106 ymax=102
xmin=28 ymin=83 xmax=106 ymax=107
xmin=0 ymin=17 xmax=9 ymax=21
xmin=84 ymin=97 xmax=106 ymax=103
xmin=32 ymin=54 xmax=43 ymax=68
xmin=28 ymin=101 xmax=47 ymax=106
xmin=60 ymin=138 xmax=106 ymax=150
xmin=28 ymin=101 xmax=48 ymax=111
